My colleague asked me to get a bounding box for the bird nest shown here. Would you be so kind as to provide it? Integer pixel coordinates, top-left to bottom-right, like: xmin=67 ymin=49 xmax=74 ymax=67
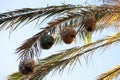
xmin=84 ymin=16 xmax=97 ymax=32
xmin=60 ymin=27 xmax=76 ymax=44
xmin=19 ymin=60 xmax=35 ymax=75
xmin=40 ymin=34 xmax=54 ymax=49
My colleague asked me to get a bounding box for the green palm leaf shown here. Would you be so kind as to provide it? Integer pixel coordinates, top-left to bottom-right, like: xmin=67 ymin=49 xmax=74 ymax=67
xmin=7 ymin=72 xmax=24 ymax=80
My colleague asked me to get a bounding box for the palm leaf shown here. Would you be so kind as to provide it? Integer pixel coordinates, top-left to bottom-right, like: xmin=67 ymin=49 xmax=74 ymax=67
xmin=3 ymin=2 xmax=120 ymax=80
xmin=7 ymin=72 xmax=24 ymax=80
xmin=0 ymin=5 xmax=120 ymax=31
xmin=97 ymin=64 xmax=120 ymax=80
xmin=14 ymin=4 xmax=120 ymax=60
xmin=0 ymin=4 xmax=77 ymax=31
xmin=7 ymin=31 xmax=120 ymax=80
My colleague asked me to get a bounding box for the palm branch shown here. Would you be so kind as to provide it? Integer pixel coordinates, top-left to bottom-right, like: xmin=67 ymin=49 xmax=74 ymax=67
xmin=1 ymin=2 xmax=120 ymax=80
xmin=0 ymin=4 xmax=120 ymax=60
xmin=97 ymin=64 xmax=120 ymax=80
xmin=7 ymin=31 xmax=120 ymax=80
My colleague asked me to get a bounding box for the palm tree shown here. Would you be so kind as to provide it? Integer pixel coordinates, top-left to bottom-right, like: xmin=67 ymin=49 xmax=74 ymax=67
xmin=1 ymin=0 xmax=120 ymax=80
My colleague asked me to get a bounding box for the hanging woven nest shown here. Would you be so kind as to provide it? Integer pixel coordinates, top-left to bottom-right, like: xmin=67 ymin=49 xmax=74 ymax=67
xmin=40 ymin=34 xmax=54 ymax=49
xmin=60 ymin=27 xmax=76 ymax=44
xmin=84 ymin=16 xmax=97 ymax=32
xmin=19 ymin=59 xmax=35 ymax=75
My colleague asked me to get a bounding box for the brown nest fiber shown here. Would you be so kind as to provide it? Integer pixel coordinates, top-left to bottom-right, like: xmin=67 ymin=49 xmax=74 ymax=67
xmin=19 ymin=60 xmax=35 ymax=75
xmin=40 ymin=34 xmax=54 ymax=49
xmin=60 ymin=27 xmax=76 ymax=44
xmin=84 ymin=16 xmax=97 ymax=32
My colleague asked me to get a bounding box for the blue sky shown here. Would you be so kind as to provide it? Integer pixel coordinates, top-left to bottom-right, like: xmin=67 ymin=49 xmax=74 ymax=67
xmin=0 ymin=0 xmax=120 ymax=80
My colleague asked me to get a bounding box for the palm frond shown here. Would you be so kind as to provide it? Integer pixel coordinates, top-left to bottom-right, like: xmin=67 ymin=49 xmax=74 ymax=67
xmin=0 ymin=5 xmax=120 ymax=31
xmin=7 ymin=72 xmax=24 ymax=80
xmin=16 ymin=30 xmax=44 ymax=60
xmin=7 ymin=32 xmax=120 ymax=80
xmin=15 ymin=4 xmax=120 ymax=60
xmin=97 ymin=64 xmax=120 ymax=80
xmin=0 ymin=4 xmax=77 ymax=31
xmin=97 ymin=13 xmax=120 ymax=28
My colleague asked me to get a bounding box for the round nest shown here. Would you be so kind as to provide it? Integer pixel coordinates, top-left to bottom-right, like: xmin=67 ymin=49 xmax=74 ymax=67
xmin=19 ymin=60 xmax=35 ymax=75
xmin=84 ymin=16 xmax=96 ymax=32
xmin=40 ymin=34 xmax=54 ymax=49
xmin=60 ymin=27 xmax=76 ymax=44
